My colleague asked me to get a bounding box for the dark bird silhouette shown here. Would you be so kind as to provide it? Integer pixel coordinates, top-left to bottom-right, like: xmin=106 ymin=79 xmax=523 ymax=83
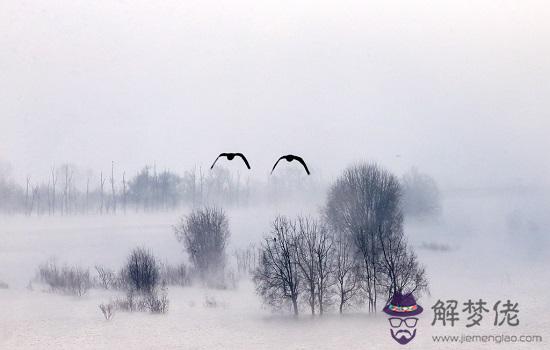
xmin=271 ymin=154 xmax=310 ymax=175
xmin=210 ymin=153 xmax=251 ymax=170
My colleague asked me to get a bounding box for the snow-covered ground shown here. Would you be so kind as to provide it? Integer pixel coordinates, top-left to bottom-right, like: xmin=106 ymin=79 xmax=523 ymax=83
xmin=1 ymin=193 xmax=548 ymax=349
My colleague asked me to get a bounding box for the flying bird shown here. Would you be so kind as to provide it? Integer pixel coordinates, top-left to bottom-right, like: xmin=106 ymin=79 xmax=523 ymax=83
xmin=271 ymin=154 xmax=310 ymax=175
xmin=210 ymin=153 xmax=251 ymax=170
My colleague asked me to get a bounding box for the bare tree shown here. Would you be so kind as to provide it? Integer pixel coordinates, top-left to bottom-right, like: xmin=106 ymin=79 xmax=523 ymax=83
xmin=332 ymin=233 xmax=361 ymax=313
xmin=325 ymin=163 xmax=428 ymax=312
xmin=295 ymin=217 xmax=318 ymax=315
xmin=25 ymin=176 xmax=31 ymax=216
xmin=99 ymin=171 xmax=106 ymax=215
xmin=51 ymin=166 xmax=57 ymax=215
xmin=152 ymin=163 xmax=158 ymax=211
xmin=174 ymin=207 xmax=230 ymax=283
xmin=85 ymin=176 xmax=90 ymax=215
xmin=191 ymin=166 xmax=197 ymax=207
xmin=253 ymin=216 xmax=301 ymax=316
xmin=233 ymin=244 xmax=257 ymax=277
xmin=377 ymin=225 xmax=427 ymax=300
xmin=61 ymin=164 xmax=73 ymax=215
xmin=199 ymin=166 xmax=204 ymax=205
xmin=110 ymin=161 xmax=117 ymax=215
xmin=47 ymin=180 xmax=51 ymax=215
xmin=313 ymin=223 xmax=333 ymax=315
xmin=122 ymin=171 xmax=127 ymax=214
xmin=32 ymin=185 xmax=40 ymax=216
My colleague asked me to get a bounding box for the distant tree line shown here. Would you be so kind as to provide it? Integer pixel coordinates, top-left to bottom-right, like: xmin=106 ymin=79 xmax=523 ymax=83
xmin=0 ymin=163 xmax=263 ymax=216
xmin=0 ymin=160 xmax=438 ymax=219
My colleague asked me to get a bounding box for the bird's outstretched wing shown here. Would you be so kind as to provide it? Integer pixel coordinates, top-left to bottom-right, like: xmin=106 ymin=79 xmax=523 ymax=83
xmin=210 ymin=153 xmax=228 ymax=169
xmin=235 ymin=153 xmax=251 ymax=169
xmin=270 ymin=156 xmax=285 ymax=174
xmin=292 ymin=155 xmax=310 ymax=175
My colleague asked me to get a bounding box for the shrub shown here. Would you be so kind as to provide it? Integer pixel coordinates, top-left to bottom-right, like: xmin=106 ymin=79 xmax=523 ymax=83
xmin=95 ymin=265 xmax=118 ymax=289
xmin=174 ymin=207 xmax=230 ymax=283
xmin=113 ymin=292 xmax=137 ymax=312
xmin=160 ymin=263 xmax=190 ymax=286
xmin=121 ymin=248 xmax=160 ymax=294
xmin=112 ymin=287 xmax=169 ymax=314
xmin=113 ymin=248 xmax=169 ymax=314
xmin=204 ymin=295 xmax=218 ymax=308
xmin=37 ymin=260 xmax=91 ymax=296
xmin=146 ymin=286 xmax=169 ymax=313
xmin=99 ymin=303 xmax=115 ymax=320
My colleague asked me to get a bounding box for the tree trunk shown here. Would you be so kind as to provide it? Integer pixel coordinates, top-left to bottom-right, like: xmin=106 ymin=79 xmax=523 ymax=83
xmin=292 ymin=297 xmax=299 ymax=316
xmin=110 ymin=161 xmax=116 ymax=215
xmin=308 ymin=283 xmax=315 ymax=315
xmin=318 ymin=290 xmax=324 ymax=315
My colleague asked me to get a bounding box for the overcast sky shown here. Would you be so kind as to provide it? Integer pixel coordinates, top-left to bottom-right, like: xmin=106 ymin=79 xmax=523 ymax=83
xmin=1 ymin=1 xmax=549 ymax=189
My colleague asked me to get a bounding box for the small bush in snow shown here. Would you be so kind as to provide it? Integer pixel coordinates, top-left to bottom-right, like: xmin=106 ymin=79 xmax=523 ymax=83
xmin=113 ymin=292 xmax=136 ymax=312
xmin=37 ymin=259 xmax=91 ymax=296
xmin=99 ymin=302 xmax=115 ymax=320
xmin=121 ymin=247 xmax=160 ymax=294
xmin=174 ymin=207 xmax=230 ymax=283
xmin=204 ymin=295 xmax=218 ymax=308
xmin=95 ymin=265 xmax=118 ymax=289
xmin=113 ymin=287 xmax=169 ymax=314
xmin=113 ymin=249 xmax=169 ymax=315
xmin=160 ymin=263 xmax=190 ymax=286
xmin=146 ymin=286 xmax=169 ymax=313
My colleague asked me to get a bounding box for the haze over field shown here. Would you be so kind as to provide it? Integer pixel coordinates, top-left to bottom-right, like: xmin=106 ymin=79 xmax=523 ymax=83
xmin=1 ymin=1 xmax=550 ymax=189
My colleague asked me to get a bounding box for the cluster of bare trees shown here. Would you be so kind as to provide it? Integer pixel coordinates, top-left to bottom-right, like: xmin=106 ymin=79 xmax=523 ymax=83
xmin=254 ymin=215 xmax=352 ymax=315
xmin=325 ymin=163 xmax=428 ymax=312
xmin=15 ymin=163 xmax=124 ymax=216
xmin=254 ymin=163 xmax=428 ymax=316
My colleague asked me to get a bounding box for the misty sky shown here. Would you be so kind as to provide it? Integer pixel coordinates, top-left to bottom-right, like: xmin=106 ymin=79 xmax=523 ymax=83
xmin=1 ymin=1 xmax=549 ymax=189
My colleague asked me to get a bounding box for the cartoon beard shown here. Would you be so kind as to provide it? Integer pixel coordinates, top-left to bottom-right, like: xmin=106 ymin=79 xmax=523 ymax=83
xmin=390 ymin=328 xmax=417 ymax=345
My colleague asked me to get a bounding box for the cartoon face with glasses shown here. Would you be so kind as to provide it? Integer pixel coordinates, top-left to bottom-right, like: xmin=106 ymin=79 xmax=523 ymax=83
xmin=383 ymin=292 xmax=423 ymax=345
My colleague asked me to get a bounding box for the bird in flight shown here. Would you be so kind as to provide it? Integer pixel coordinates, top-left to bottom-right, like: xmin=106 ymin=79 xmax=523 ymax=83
xmin=210 ymin=153 xmax=251 ymax=170
xmin=271 ymin=154 xmax=310 ymax=175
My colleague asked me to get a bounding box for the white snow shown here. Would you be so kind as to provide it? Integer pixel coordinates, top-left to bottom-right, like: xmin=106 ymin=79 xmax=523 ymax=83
xmin=1 ymin=194 xmax=548 ymax=349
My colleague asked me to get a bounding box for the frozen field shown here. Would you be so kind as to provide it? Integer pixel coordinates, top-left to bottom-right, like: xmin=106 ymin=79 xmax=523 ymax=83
xmin=1 ymin=193 xmax=548 ymax=349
